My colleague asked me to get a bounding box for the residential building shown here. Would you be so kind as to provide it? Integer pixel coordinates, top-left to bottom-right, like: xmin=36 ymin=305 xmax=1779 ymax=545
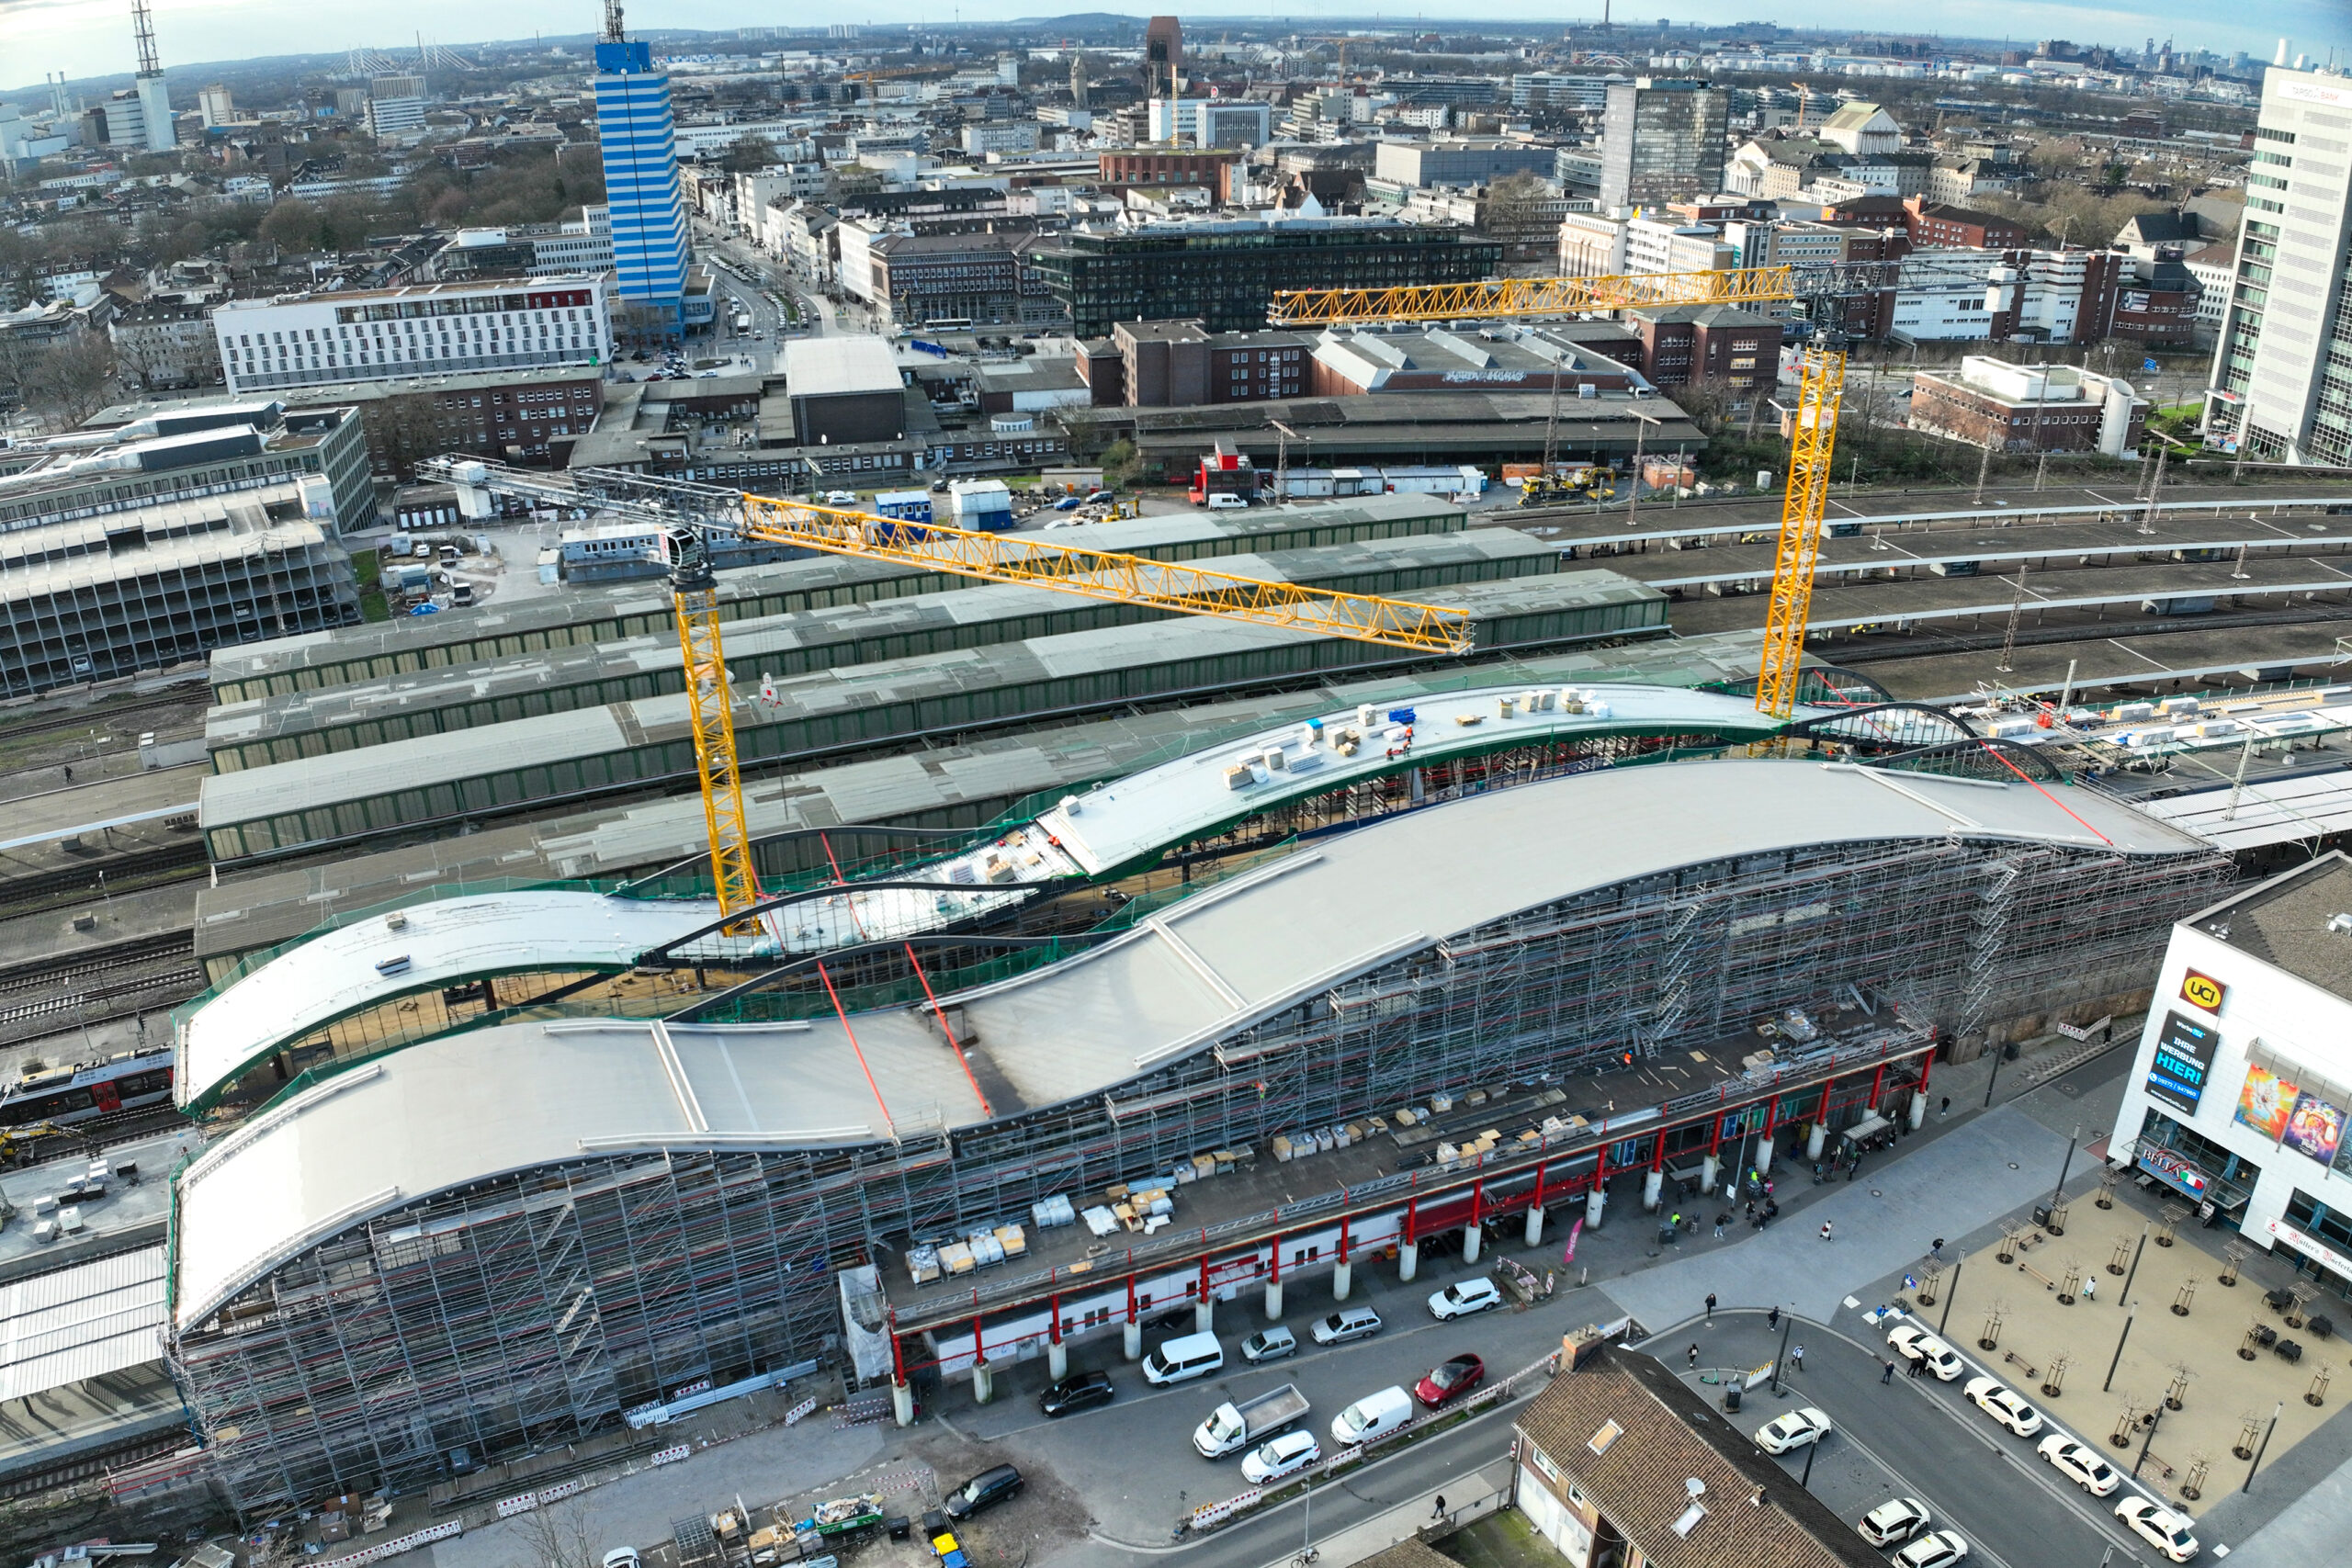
xmin=6 ymin=398 xmax=374 ymax=538
xmin=1929 ymin=156 xmax=2026 ymax=207
xmin=213 ymin=276 xmax=611 ymax=397
xmin=210 ymin=365 xmax=604 ymax=477
xmin=2110 ymin=248 xmax=2203 ymax=346
xmin=1373 ymin=139 xmax=1558 ymax=189
xmin=2207 ymin=66 xmax=2352 ymax=465
xmin=1513 ymin=1339 xmax=1885 ymax=1568
xmin=1625 ymin=216 xmax=1736 ymax=276
xmin=961 ymin=122 xmax=1041 ymax=156
xmin=594 ymin=35 xmax=693 ymax=333
xmin=366 ymin=75 xmax=428 ymax=141
xmin=1599 ymin=78 xmax=1728 ymax=209
xmin=0 ymin=481 xmax=357 ymax=698
xmin=1627 ymin=303 xmax=1780 ymax=390
xmin=1146 ymin=99 xmax=1273 ymax=149
xmin=108 ymin=298 xmax=222 ymax=390
xmin=1907 ymin=356 xmax=2146 ymax=455
xmin=1027 ymin=218 xmax=1503 ymax=340
xmin=198 ymin=85 xmax=235 ymax=129
xmin=1097 ymin=149 xmax=1241 ymax=197
xmin=1095 ymin=320 xmax=1310 ymax=406
xmin=2108 ymin=852 xmax=2352 ymax=1295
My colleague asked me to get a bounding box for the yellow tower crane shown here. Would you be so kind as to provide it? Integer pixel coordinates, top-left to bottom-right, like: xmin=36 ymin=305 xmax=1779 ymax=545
xmin=1268 ymin=264 xmax=1855 ymax=720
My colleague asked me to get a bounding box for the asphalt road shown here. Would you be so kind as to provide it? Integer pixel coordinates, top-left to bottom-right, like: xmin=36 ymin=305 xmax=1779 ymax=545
xmin=1664 ymin=1311 xmax=2166 ymax=1568
xmin=924 ymin=1247 xmax=1604 ymax=1555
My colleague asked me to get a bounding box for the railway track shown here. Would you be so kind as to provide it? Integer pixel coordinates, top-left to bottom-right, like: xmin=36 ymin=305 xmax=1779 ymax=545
xmin=0 ymin=691 xmax=208 ymax=747
xmin=0 ymin=931 xmax=197 ymax=996
xmin=0 ymin=965 xmax=204 ymax=1030
xmin=0 ymin=841 xmax=209 ymax=923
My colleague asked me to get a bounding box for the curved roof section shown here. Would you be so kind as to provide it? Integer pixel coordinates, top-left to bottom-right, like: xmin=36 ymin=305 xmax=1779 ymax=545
xmin=171 ymin=758 xmax=2206 ymax=1330
xmin=175 ymin=682 xmax=1791 ymax=1109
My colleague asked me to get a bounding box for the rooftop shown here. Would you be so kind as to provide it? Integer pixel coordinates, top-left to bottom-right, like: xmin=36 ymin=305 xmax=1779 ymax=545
xmin=211 ymin=274 xmax=604 ymax=310
xmin=1518 ymin=1347 xmax=1884 ymax=1568
xmin=170 ymin=758 xmax=2198 ymax=1331
xmin=2187 ymin=852 xmax=2352 ymax=1005
xmin=782 ymin=336 xmax=902 ymax=399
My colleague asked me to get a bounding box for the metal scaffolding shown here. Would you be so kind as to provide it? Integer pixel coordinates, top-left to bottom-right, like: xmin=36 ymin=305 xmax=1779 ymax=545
xmin=171 ymin=821 xmax=2227 ymax=1512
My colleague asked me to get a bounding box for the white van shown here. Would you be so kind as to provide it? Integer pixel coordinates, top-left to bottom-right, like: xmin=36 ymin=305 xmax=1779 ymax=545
xmin=1206 ymin=491 xmax=1249 ymax=509
xmin=1330 ymin=1386 xmax=1414 ymax=1447
xmin=1141 ymin=1330 xmax=1225 ymax=1387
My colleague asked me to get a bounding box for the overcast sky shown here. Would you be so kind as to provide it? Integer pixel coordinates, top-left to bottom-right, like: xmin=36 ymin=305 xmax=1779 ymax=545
xmin=6 ymin=0 xmax=2346 ymax=91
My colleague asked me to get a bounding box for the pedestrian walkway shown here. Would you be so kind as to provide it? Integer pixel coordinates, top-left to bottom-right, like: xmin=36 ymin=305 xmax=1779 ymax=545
xmin=1599 ymin=1104 xmax=2074 ymax=1327
xmin=1254 ymin=1458 xmax=1515 ymax=1568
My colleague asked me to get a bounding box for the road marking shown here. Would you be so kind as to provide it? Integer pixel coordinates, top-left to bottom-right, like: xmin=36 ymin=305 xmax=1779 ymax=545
xmin=2104 ymin=638 xmax=2174 ymax=669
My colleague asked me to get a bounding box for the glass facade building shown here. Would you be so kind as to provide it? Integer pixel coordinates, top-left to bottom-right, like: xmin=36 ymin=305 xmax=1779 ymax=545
xmin=2206 ymin=67 xmax=2352 ymax=468
xmin=1028 ymin=220 xmax=1503 ymax=338
xmin=593 ymin=39 xmax=691 ymax=333
xmin=1599 ymin=78 xmax=1729 ymax=212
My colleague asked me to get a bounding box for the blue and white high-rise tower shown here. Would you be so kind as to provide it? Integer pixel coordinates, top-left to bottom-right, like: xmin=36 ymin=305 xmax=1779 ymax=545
xmin=593 ymin=3 xmax=689 ymax=336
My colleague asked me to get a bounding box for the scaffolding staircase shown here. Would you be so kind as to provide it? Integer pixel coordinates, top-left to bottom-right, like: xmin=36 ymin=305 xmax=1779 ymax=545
xmin=1958 ymin=856 xmax=2027 ymax=1044
xmin=1643 ymin=903 xmax=1708 ymax=1055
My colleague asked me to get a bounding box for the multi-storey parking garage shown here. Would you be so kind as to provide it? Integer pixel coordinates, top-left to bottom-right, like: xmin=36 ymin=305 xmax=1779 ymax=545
xmin=165 ymin=757 xmax=2226 ymax=1511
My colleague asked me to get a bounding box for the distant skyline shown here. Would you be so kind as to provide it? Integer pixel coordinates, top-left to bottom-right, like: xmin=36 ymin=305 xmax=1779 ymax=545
xmin=4 ymin=0 xmax=2346 ymax=93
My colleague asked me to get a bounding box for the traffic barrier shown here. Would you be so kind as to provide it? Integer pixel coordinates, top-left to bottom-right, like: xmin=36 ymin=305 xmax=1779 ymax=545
xmin=333 ymin=1520 xmax=461 ymax=1567
xmin=785 ymin=1395 xmax=820 ymax=1426
xmin=650 ymin=1445 xmax=691 ymax=1467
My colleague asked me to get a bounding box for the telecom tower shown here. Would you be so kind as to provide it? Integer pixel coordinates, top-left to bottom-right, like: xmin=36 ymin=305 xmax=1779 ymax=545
xmin=592 ymin=0 xmax=691 ymax=339
xmin=131 ymin=0 xmax=177 ymax=152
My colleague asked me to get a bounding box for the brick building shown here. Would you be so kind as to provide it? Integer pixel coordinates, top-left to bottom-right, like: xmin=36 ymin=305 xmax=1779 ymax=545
xmin=1079 ymin=318 xmax=1646 ymax=407
xmin=1080 ymin=319 xmax=1311 ymax=407
xmin=1907 ymin=355 xmax=2146 ymax=455
xmin=1627 ymin=304 xmax=1781 ymax=391
xmin=2108 ymin=248 xmax=2202 ymax=346
xmin=1095 ymin=149 xmax=1242 ymax=199
xmin=1902 ymin=196 xmax=2031 ymax=251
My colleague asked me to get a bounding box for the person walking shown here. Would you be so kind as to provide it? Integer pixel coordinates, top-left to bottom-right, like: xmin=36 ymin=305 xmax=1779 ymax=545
xmin=1713 ymin=1215 xmax=1724 ymax=1238
xmin=1820 ymin=1220 xmax=1834 ymax=1242
xmin=1431 ymin=1495 xmax=1447 ymax=1521
xmin=1931 ymin=1237 xmax=1946 ymax=1261
xmin=1939 ymin=1095 xmax=1951 ymax=1117
xmin=1705 ymin=1292 xmax=1717 ymax=1323
xmin=1883 ymin=1359 xmax=1897 ymax=1384
xmin=1688 ymin=1343 xmax=1701 ymax=1370
xmin=1791 ymin=1344 xmax=1805 ymax=1374
xmin=1767 ymin=1305 xmax=1781 ymax=1331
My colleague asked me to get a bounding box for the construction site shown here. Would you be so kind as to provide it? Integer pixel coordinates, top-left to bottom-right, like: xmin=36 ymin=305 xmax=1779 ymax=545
xmin=0 ymin=265 xmax=2348 ymax=1528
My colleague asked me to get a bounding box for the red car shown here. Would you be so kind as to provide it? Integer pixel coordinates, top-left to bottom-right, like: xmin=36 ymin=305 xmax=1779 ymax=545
xmin=1414 ymin=1353 xmax=1486 ymax=1408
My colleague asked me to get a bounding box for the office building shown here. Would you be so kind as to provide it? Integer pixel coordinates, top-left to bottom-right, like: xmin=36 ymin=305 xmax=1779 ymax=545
xmin=1145 ymin=99 xmax=1274 ymax=149
xmin=1028 ymin=218 xmax=1502 ymax=339
xmin=9 ymin=399 xmax=374 ymax=536
xmin=130 ymin=0 xmax=175 ymax=152
xmin=1372 ymin=139 xmax=1559 ymax=190
xmin=2109 ymin=853 xmax=2352 ymax=1299
xmin=198 ymin=84 xmax=234 ymax=128
xmin=1600 ymin=78 xmax=1728 ymax=210
xmin=366 ymin=75 xmax=428 ymax=141
xmin=1907 ymin=357 xmax=2146 ymax=456
xmin=594 ymin=32 xmax=693 ymax=333
xmin=1626 ymin=303 xmax=1779 ymax=391
xmin=212 ymin=276 xmax=611 ymax=397
xmin=2207 ymin=67 xmax=2352 ymax=465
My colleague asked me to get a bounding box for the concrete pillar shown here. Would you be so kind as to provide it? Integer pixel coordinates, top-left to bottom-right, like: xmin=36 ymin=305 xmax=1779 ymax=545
xmin=1463 ymin=1223 xmax=1483 ymax=1266
xmin=1758 ymin=1136 xmax=1776 ymax=1175
xmin=1264 ymin=1279 xmax=1283 ymax=1319
xmin=1398 ymin=1239 xmax=1420 ymax=1282
xmin=972 ymin=1361 xmax=993 ymax=1405
xmin=1642 ymin=1169 xmax=1664 ymax=1213
xmin=1908 ymin=1089 xmax=1928 ymax=1130
xmin=892 ymin=1381 xmax=915 ymax=1427
xmin=1806 ymin=1122 xmax=1826 ymax=1161
xmin=1194 ymin=1298 xmax=1215 ymax=1336
xmin=1124 ymin=1319 xmax=1143 ymax=1360
xmin=1702 ymin=1154 xmax=1720 ymax=1194
xmin=1525 ymin=1204 xmax=1545 ymax=1248
xmin=1333 ymin=1259 xmax=1353 ymax=1301
xmin=1047 ymin=1340 xmax=1069 ymax=1382
xmin=1586 ymin=1187 xmax=1607 ymax=1228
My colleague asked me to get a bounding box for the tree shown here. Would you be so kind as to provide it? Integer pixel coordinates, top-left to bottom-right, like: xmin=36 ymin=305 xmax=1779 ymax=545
xmin=724 ymin=135 xmax=781 ymax=173
xmin=505 ymin=1499 xmax=604 ymax=1568
xmin=258 ymin=197 xmax=326 ymax=253
xmin=1100 ymin=437 xmax=1140 ymax=487
xmin=1479 ymin=171 xmax=1556 ymax=239
xmin=21 ymin=333 xmax=118 ymax=429
xmin=364 ymin=392 xmax=454 ymax=479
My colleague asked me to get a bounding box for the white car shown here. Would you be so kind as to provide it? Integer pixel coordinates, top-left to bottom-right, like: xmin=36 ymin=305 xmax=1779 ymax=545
xmin=1240 ymin=1428 xmax=1322 ymax=1484
xmin=1428 ymin=1278 xmax=1504 ymax=1320
xmin=602 ymin=1551 xmax=639 ymax=1568
xmin=1754 ymin=1406 xmax=1833 ymax=1453
xmin=2115 ymin=1497 xmax=2199 ymax=1562
xmin=1962 ymin=1376 xmax=2044 ymax=1437
xmin=2037 ymin=1434 xmax=2121 ymax=1495
xmin=1858 ymin=1496 xmax=1930 ymax=1547
xmin=1893 ymin=1529 xmax=1970 ymax=1568
xmin=1887 ymin=1325 xmax=1965 ymax=1381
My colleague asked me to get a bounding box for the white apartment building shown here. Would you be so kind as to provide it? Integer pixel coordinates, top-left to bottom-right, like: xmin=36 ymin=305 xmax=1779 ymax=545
xmin=1558 ymin=209 xmax=1630 ymax=276
xmin=1624 ymin=217 xmax=1734 ymax=275
xmin=213 ymin=276 xmax=611 ymax=397
xmin=2109 ymin=854 xmax=2352 ymax=1305
xmin=1888 ymin=249 xmax=2006 ymax=341
xmin=1147 ymin=98 xmax=1274 ymax=148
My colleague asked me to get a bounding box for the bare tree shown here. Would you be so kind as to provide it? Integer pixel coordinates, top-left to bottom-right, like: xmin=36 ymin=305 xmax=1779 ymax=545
xmin=364 ymin=391 xmax=456 ymax=478
xmin=505 ymin=1498 xmax=606 ymax=1568
xmin=21 ymin=332 xmax=118 ymax=428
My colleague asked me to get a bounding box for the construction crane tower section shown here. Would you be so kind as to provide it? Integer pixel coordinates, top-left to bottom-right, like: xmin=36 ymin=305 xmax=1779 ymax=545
xmin=1269 ymin=266 xmax=1801 ymax=326
xmin=664 ymin=527 xmax=762 ymax=926
xmin=736 ymin=494 xmax=1476 ymax=654
xmin=1755 ymin=346 xmax=1848 ymax=720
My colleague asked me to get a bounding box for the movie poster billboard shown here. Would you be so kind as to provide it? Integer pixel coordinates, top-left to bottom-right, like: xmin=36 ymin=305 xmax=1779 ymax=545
xmin=2235 ymin=1064 xmax=2299 ymax=1141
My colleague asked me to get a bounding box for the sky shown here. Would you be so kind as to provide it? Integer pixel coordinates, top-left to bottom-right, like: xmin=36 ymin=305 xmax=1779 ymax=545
xmin=4 ymin=0 xmax=2347 ymax=91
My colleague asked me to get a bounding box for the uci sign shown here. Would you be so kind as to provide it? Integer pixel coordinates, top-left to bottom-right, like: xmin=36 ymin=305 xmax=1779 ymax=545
xmin=2179 ymin=969 xmax=2226 ymax=1014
